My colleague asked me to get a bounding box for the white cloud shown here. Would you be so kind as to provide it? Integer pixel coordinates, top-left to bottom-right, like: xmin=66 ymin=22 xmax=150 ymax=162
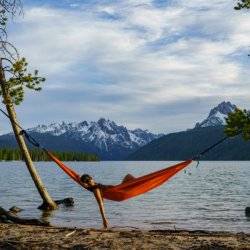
xmin=4 ymin=0 xmax=250 ymax=133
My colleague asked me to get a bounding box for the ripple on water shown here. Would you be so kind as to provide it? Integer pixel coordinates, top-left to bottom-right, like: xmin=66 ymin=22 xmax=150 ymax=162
xmin=0 ymin=161 xmax=249 ymax=232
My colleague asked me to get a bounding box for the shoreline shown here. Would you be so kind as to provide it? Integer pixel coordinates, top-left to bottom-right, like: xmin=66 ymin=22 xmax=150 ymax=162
xmin=0 ymin=223 xmax=249 ymax=249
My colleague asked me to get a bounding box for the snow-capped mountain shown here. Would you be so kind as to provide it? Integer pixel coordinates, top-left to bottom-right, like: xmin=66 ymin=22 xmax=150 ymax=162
xmin=27 ymin=118 xmax=162 ymax=159
xmin=195 ymin=101 xmax=236 ymax=128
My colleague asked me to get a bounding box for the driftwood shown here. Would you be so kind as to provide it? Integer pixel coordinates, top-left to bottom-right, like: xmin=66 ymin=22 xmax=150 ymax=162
xmin=65 ymin=230 xmax=76 ymax=238
xmin=0 ymin=207 xmax=50 ymax=226
xmin=9 ymin=206 xmax=23 ymax=213
xmin=1 ymin=198 xmax=74 ymax=225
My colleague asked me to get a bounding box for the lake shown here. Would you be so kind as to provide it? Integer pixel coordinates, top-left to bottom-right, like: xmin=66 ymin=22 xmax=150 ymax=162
xmin=0 ymin=161 xmax=249 ymax=232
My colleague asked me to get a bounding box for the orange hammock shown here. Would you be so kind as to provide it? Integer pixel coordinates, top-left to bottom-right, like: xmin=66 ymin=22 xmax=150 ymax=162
xmin=46 ymin=151 xmax=192 ymax=202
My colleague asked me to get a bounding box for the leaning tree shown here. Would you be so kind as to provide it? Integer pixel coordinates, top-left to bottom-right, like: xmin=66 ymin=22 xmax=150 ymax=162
xmin=0 ymin=0 xmax=57 ymax=210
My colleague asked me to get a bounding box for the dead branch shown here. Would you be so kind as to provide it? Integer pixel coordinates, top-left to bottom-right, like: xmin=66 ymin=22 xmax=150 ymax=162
xmin=0 ymin=206 xmax=50 ymax=226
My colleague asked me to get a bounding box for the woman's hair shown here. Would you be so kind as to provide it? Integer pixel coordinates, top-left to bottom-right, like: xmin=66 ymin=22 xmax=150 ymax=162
xmin=80 ymin=174 xmax=92 ymax=183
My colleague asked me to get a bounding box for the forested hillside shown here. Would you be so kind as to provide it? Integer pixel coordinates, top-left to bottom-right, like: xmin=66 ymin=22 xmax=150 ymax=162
xmin=0 ymin=148 xmax=99 ymax=161
xmin=127 ymin=126 xmax=250 ymax=161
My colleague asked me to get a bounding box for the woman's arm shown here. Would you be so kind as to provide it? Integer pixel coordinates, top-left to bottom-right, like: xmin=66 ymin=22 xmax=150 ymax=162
xmin=93 ymin=188 xmax=108 ymax=229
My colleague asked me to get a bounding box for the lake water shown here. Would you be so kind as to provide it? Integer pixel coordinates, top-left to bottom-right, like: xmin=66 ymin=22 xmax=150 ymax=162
xmin=0 ymin=161 xmax=249 ymax=232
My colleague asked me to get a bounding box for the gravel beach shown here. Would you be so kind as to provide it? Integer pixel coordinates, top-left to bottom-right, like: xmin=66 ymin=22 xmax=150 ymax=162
xmin=0 ymin=223 xmax=249 ymax=249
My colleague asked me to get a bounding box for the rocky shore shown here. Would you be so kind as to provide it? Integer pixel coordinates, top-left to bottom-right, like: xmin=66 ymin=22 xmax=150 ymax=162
xmin=0 ymin=223 xmax=249 ymax=249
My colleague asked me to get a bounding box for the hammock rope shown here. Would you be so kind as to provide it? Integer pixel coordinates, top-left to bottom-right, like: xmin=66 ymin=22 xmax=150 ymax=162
xmin=0 ymin=107 xmax=229 ymax=201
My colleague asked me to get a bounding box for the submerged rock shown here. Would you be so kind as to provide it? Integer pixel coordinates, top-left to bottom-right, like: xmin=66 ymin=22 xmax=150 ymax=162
xmin=55 ymin=198 xmax=74 ymax=207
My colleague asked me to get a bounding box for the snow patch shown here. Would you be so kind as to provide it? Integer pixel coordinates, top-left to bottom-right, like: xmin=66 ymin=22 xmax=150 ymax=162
xmin=29 ymin=118 xmax=161 ymax=152
xmin=195 ymin=101 xmax=236 ymax=128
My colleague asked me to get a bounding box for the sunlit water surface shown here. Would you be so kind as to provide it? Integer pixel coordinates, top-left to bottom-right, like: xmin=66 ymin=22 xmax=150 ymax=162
xmin=0 ymin=161 xmax=249 ymax=232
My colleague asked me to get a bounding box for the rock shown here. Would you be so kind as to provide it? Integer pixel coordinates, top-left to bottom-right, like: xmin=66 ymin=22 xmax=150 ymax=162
xmin=55 ymin=198 xmax=74 ymax=207
xmin=245 ymin=207 xmax=250 ymax=217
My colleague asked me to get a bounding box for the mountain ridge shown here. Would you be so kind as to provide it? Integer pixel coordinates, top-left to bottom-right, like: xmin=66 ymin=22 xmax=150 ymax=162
xmin=127 ymin=126 xmax=250 ymax=161
xmin=1 ymin=101 xmax=248 ymax=160
xmin=0 ymin=118 xmax=162 ymax=160
xmin=128 ymin=101 xmax=250 ymax=161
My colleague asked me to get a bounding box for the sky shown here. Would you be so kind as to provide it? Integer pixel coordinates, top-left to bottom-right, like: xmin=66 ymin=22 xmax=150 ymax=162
xmin=1 ymin=0 xmax=250 ymax=134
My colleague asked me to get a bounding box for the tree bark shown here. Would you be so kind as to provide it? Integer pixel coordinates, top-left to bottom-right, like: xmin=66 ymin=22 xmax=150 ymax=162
xmin=0 ymin=61 xmax=57 ymax=210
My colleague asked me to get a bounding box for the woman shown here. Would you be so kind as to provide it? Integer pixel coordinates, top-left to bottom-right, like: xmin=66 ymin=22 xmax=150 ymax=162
xmin=80 ymin=173 xmax=135 ymax=229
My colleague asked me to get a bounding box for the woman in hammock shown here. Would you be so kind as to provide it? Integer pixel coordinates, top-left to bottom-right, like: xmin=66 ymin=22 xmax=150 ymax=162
xmin=80 ymin=173 xmax=135 ymax=229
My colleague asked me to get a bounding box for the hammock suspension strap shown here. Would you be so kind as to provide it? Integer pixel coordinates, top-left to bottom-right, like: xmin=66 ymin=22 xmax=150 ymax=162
xmin=0 ymin=108 xmax=42 ymax=149
xmin=0 ymin=107 xmax=231 ymax=201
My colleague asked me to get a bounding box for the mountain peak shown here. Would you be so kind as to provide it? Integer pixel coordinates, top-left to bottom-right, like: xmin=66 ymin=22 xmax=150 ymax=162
xmin=195 ymin=101 xmax=236 ymax=128
xmin=208 ymin=101 xmax=236 ymax=117
xmin=29 ymin=118 xmax=162 ymax=158
xmin=97 ymin=117 xmax=108 ymax=123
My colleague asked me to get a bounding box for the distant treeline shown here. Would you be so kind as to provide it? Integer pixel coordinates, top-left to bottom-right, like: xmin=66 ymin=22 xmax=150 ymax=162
xmin=0 ymin=148 xmax=99 ymax=161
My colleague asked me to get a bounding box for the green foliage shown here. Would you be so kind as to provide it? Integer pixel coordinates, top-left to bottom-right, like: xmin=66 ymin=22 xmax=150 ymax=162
xmin=0 ymin=1 xmax=44 ymax=106
xmin=235 ymin=0 xmax=250 ymax=10
xmin=0 ymin=9 xmax=7 ymax=26
xmin=1 ymin=58 xmax=45 ymax=105
xmin=0 ymin=148 xmax=99 ymax=161
xmin=225 ymin=108 xmax=250 ymax=140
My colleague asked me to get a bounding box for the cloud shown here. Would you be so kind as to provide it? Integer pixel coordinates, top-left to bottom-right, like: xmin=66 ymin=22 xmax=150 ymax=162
xmin=2 ymin=0 xmax=249 ymax=134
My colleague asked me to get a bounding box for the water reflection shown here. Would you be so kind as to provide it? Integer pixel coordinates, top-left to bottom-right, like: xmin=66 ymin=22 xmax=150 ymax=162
xmin=41 ymin=210 xmax=55 ymax=223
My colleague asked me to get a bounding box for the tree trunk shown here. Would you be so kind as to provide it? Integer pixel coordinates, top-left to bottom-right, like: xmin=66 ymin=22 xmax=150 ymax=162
xmin=0 ymin=62 xmax=57 ymax=210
